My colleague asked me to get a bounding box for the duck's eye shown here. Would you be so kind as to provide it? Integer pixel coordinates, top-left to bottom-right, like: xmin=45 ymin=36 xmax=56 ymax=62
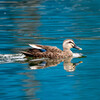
xmin=68 ymin=41 xmax=73 ymax=43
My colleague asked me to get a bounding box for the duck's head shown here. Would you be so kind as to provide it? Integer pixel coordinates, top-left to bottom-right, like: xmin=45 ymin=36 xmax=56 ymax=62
xmin=63 ymin=39 xmax=82 ymax=51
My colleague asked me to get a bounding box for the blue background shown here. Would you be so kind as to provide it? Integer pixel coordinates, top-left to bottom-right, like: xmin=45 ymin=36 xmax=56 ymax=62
xmin=0 ymin=0 xmax=100 ymax=100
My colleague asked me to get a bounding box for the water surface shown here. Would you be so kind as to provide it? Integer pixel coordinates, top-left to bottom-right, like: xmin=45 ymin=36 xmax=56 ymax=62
xmin=0 ymin=0 xmax=100 ymax=100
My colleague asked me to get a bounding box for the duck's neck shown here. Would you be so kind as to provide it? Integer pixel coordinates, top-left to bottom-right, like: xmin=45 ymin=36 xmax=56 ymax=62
xmin=63 ymin=48 xmax=72 ymax=54
xmin=63 ymin=47 xmax=70 ymax=51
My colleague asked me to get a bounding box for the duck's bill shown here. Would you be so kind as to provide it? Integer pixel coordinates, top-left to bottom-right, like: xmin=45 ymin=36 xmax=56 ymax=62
xmin=73 ymin=44 xmax=82 ymax=50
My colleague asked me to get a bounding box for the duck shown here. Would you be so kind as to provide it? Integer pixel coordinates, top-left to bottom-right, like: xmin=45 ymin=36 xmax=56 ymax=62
xmin=21 ymin=39 xmax=82 ymax=59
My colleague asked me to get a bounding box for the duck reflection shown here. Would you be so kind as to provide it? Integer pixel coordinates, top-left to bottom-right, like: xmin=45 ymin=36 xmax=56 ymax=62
xmin=64 ymin=60 xmax=82 ymax=72
xmin=27 ymin=57 xmax=83 ymax=72
xmin=0 ymin=53 xmax=83 ymax=72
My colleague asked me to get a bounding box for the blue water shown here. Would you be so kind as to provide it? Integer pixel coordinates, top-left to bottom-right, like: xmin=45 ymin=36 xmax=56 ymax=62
xmin=0 ymin=0 xmax=100 ymax=100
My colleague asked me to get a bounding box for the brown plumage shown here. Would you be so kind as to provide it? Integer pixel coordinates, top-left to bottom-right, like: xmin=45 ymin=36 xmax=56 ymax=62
xmin=21 ymin=39 xmax=82 ymax=59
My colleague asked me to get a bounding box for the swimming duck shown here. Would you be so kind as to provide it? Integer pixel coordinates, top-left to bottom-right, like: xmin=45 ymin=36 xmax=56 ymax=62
xmin=21 ymin=39 xmax=82 ymax=59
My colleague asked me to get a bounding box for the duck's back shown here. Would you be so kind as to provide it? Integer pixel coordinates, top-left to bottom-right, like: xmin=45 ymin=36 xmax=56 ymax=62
xmin=36 ymin=45 xmax=62 ymax=52
xmin=21 ymin=44 xmax=63 ymax=58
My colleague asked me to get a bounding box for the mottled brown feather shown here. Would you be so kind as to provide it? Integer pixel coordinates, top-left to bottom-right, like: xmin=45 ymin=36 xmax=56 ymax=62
xmin=21 ymin=45 xmax=64 ymax=58
xmin=21 ymin=39 xmax=80 ymax=59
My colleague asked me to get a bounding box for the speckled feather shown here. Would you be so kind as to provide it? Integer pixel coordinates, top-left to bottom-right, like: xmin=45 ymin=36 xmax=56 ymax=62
xmin=21 ymin=45 xmax=71 ymax=58
xmin=21 ymin=39 xmax=81 ymax=59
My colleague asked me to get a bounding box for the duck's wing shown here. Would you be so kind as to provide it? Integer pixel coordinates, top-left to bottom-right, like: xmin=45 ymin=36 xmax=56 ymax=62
xmin=21 ymin=44 xmax=46 ymax=56
xmin=29 ymin=44 xmax=47 ymax=52
xmin=29 ymin=44 xmax=62 ymax=53
xmin=21 ymin=44 xmax=62 ymax=57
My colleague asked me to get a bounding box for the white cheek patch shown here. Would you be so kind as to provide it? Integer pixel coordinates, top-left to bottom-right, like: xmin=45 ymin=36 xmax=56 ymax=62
xmin=63 ymin=41 xmax=69 ymax=46
xmin=71 ymin=44 xmax=74 ymax=47
xmin=63 ymin=40 xmax=75 ymax=48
